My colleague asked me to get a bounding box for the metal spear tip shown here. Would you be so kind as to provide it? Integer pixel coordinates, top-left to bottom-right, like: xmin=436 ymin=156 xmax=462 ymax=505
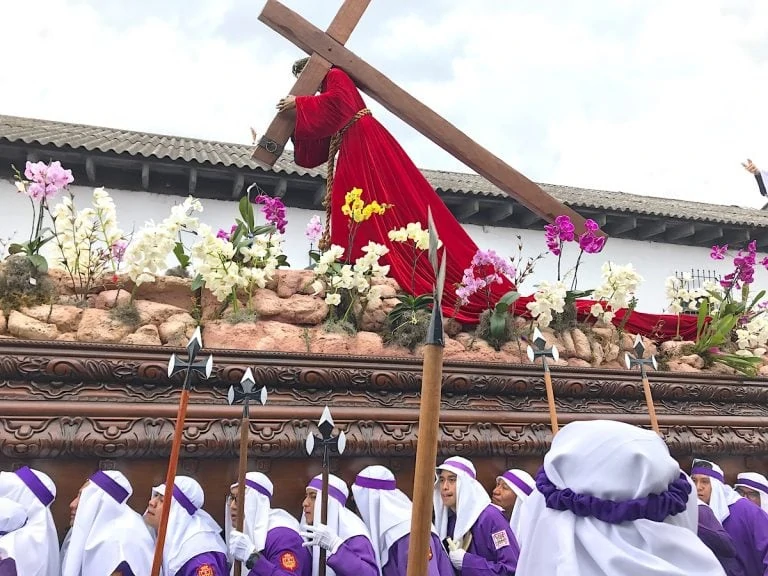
xmin=551 ymin=344 xmax=560 ymax=363
xmin=204 ymin=354 xmax=214 ymax=379
xmin=187 ymin=326 xmax=203 ymax=358
xmin=526 ymin=344 xmax=535 ymax=363
xmin=167 ymin=353 xmax=177 ymax=378
xmin=532 ymin=327 xmax=546 ymax=350
xmin=633 ymin=333 xmax=645 ymax=358
xmin=305 ymin=433 xmax=315 ymax=456
xmin=240 ymin=368 xmax=256 ymax=394
xmin=624 ymin=352 xmax=632 ymax=370
xmin=318 ymin=405 xmax=335 ymax=438
xmin=227 ymin=384 xmax=236 ymax=405
xmin=337 ymin=430 xmax=347 ymax=455
xmin=259 ymin=386 xmax=268 ymax=406
xmin=651 ymin=355 xmax=658 ymax=371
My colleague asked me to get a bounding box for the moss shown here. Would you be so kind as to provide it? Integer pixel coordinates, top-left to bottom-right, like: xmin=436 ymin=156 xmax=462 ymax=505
xmin=323 ymin=318 xmax=357 ymax=336
xmin=165 ymin=265 xmax=189 ymax=278
xmin=109 ymin=302 xmax=141 ymax=328
xmin=0 ymin=255 xmax=57 ymax=311
xmin=223 ymin=309 xmax=259 ymax=325
xmin=550 ymin=302 xmax=578 ymax=334
xmin=383 ymin=309 xmax=430 ymax=352
xmin=302 ymin=327 xmax=312 ymax=353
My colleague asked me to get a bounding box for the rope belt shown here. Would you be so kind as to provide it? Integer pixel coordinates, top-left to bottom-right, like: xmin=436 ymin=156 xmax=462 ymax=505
xmin=318 ymin=108 xmax=372 ymax=251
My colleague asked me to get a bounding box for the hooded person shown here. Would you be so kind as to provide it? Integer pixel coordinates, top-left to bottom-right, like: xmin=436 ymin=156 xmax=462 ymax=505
xmin=225 ymin=472 xmax=310 ymax=576
xmin=0 ymin=466 xmax=59 ymax=576
xmin=515 ymin=420 xmax=725 ymax=576
xmin=692 ymin=459 xmax=768 ymax=576
xmin=350 ymin=465 xmax=452 ymax=576
xmin=698 ymin=499 xmax=745 ymax=576
xmin=434 ymin=456 xmax=519 ymax=575
xmin=735 ymin=473 xmax=768 ymax=513
xmin=298 ymin=473 xmax=378 ymax=576
xmin=143 ymin=475 xmax=229 ymax=576
xmin=60 ymin=470 xmax=153 ymax=576
xmin=0 ymin=497 xmax=27 ymax=576
xmin=491 ymin=469 xmax=535 ymax=541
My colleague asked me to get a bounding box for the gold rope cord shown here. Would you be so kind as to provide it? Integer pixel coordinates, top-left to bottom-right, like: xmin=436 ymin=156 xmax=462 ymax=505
xmin=318 ymin=108 xmax=371 ymax=251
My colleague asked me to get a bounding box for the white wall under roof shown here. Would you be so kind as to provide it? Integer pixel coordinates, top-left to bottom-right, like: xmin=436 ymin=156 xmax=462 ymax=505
xmin=1 ymin=179 xmax=765 ymax=315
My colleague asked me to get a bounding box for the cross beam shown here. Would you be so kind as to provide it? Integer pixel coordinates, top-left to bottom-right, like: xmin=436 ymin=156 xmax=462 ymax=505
xmin=252 ymin=0 xmax=371 ymax=165
xmin=256 ymin=0 xmax=596 ymax=236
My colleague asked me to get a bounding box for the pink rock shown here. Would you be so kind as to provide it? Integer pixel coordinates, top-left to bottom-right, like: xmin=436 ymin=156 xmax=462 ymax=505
xmin=370 ymin=276 xmax=400 ymax=295
xmin=21 ymin=304 xmax=83 ymax=333
xmin=442 ymin=337 xmax=467 ymax=359
xmin=759 ymin=364 xmax=768 ymax=377
xmin=678 ymin=354 xmax=705 ymax=369
xmin=0 ymin=309 xmax=5 ymax=335
xmin=360 ymin=298 xmax=397 ymax=332
xmin=76 ymin=309 xmax=134 ymax=343
xmin=93 ymin=289 xmax=131 ymax=310
xmin=56 ymin=332 xmax=77 ymax=342
xmin=311 ymin=330 xmax=352 ymax=355
xmin=351 ymin=332 xmax=384 ymax=356
xmin=158 ymin=313 xmax=197 ymax=346
xmin=274 ymin=270 xmax=316 ymax=298
xmin=666 ymin=360 xmax=701 ymax=373
xmin=124 ymin=324 xmax=162 ymax=346
xmin=591 ymin=326 xmax=616 ymax=341
xmin=620 ymin=332 xmax=635 ymax=351
xmin=559 ymin=330 xmax=577 ymax=357
xmin=603 ymin=342 xmax=620 ymax=363
xmin=660 ymin=340 xmax=694 ymax=356
xmin=250 ymin=289 xmax=328 ymax=325
xmin=567 ymin=358 xmax=592 ymax=368
xmin=46 ymin=267 xmax=76 ymax=295
xmin=570 ymin=328 xmax=592 ymax=361
xmin=203 ymin=320 xmax=306 ymax=352
xmin=129 ymin=276 xmax=194 ymax=311
xmin=444 ymin=318 xmax=462 ymax=338
xmin=134 ymin=300 xmax=188 ymax=325
xmin=7 ymin=310 xmax=59 ymax=341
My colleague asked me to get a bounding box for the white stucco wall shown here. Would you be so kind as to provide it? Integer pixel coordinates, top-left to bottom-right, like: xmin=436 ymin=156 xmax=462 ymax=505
xmin=2 ymin=178 xmax=765 ymax=314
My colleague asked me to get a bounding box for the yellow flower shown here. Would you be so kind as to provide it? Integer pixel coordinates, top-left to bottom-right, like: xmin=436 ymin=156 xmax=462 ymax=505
xmin=341 ymin=187 xmax=392 ymax=223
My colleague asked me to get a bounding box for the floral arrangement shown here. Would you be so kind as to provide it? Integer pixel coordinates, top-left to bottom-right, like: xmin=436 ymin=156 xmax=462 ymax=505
xmin=48 ymin=187 xmax=128 ymax=302
xmin=340 ymin=187 xmax=391 ymax=261
xmin=589 ymin=262 xmax=644 ymax=324
xmin=10 ymin=160 xmax=74 ymax=271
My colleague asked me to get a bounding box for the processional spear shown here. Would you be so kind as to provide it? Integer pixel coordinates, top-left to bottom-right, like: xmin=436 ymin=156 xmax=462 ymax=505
xmin=625 ymin=334 xmax=661 ymax=434
xmin=151 ymin=327 xmax=214 ymax=576
xmin=406 ymin=208 xmax=446 ymax=576
xmin=228 ymin=368 xmax=268 ymax=576
xmin=305 ymin=406 xmax=347 ymax=576
xmin=526 ymin=327 xmax=560 ymax=435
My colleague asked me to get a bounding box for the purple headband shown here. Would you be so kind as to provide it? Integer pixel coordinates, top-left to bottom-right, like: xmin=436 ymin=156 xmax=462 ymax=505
xmin=736 ymin=477 xmax=768 ymax=494
xmin=691 ymin=467 xmax=725 ymax=483
xmin=245 ymin=479 xmax=272 ymax=499
xmin=535 ymin=468 xmax=691 ymax=524
xmin=440 ymin=460 xmax=476 ymax=479
xmin=501 ymin=471 xmax=533 ymax=496
xmin=172 ymin=485 xmax=198 ymax=515
xmin=90 ymin=471 xmax=129 ymax=504
xmin=308 ymin=478 xmax=348 ymax=505
xmin=14 ymin=467 xmax=54 ymax=507
xmin=354 ymin=476 xmax=397 ymax=491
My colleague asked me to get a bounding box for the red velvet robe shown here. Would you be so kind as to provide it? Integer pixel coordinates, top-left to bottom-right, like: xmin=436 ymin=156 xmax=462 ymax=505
xmin=293 ymin=67 xmax=514 ymax=324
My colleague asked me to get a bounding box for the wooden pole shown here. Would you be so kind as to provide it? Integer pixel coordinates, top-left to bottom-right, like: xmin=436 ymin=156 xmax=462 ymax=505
xmin=150 ymin=389 xmax=190 ymax=576
xmin=319 ymin=465 xmax=330 ymax=576
xmin=542 ymin=363 xmax=559 ymax=435
xmin=233 ymin=407 xmax=250 ymax=576
xmin=406 ymin=343 xmax=444 ymax=576
xmin=257 ymin=0 xmax=595 ymax=236
xmin=642 ymin=375 xmax=660 ymax=434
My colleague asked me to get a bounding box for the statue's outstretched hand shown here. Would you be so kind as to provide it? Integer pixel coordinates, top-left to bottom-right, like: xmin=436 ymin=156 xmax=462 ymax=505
xmin=742 ymin=159 xmax=759 ymax=174
xmin=277 ymin=95 xmax=297 ymax=112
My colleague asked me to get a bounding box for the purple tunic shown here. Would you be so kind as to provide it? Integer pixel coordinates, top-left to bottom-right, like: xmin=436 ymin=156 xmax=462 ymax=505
xmin=447 ymin=505 xmax=519 ymax=576
xmin=698 ymin=504 xmax=746 ymax=576
xmin=248 ymin=526 xmax=311 ymax=576
xmin=176 ymin=551 xmax=230 ymax=576
xmin=326 ymin=535 xmax=378 ymax=576
xmin=382 ymin=532 xmax=454 ymax=576
xmin=722 ymin=498 xmax=768 ymax=576
xmin=0 ymin=558 xmax=16 ymax=576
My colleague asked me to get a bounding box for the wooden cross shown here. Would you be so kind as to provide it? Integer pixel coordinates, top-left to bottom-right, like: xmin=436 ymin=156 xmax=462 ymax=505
xmin=252 ymin=0 xmax=596 ymax=235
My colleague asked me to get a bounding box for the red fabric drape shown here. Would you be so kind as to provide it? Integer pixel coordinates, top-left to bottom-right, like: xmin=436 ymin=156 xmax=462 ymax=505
xmin=293 ymin=68 xmax=514 ymax=323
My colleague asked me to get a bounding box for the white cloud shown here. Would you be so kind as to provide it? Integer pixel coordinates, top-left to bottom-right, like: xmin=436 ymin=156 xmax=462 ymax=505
xmin=2 ymin=0 xmax=768 ymax=210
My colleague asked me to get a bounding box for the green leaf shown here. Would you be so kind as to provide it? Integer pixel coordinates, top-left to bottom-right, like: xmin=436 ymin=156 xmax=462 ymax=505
xmin=7 ymin=243 xmax=25 ymax=255
xmin=749 ymin=290 xmax=766 ymax=311
xmin=173 ymin=242 xmax=190 ymax=268
xmin=191 ymin=274 xmax=206 ymax=292
xmin=27 ymin=254 xmax=48 ymax=273
xmin=489 ymin=310 xmax=507 ymax=340
xmin=238 ymin=196 xmax=255 ymax=230
xmin=494 ymin=290 xmax=520 ymax=313
xmin=696 ymin=300 xmax=709 ymax=341
xmin=251 ymin=224 xmax=276 ymax=236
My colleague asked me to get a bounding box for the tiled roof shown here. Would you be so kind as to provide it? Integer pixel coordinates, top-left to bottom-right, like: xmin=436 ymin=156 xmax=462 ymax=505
xmin=1 ymin=113 xmax=767 ymax=228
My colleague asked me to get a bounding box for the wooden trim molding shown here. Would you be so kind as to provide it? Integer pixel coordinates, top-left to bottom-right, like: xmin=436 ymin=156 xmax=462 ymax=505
xmin=1 ymin=340 xmax=767 ymax=460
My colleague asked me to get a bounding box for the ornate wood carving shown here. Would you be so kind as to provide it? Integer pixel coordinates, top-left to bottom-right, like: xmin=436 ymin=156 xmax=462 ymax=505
xmin=1 ymin=339 xmax=767 ymax=459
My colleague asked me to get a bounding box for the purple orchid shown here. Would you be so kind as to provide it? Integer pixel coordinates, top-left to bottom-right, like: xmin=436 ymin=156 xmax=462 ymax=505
xmin=253 ymin=194 xmax=288 ymax=234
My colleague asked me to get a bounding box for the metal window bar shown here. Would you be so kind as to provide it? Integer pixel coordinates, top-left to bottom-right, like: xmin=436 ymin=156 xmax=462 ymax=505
xmin=674 ymin=269 xmax=721 ymax=314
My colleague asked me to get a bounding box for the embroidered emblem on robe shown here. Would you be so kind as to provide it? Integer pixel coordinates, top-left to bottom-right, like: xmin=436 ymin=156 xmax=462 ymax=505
xmin=280 ymin=552 xmax=298 ymax=571
xmin=196 ymin=564 xmax=214 ymax=576
xmin=491 ymin=530 xmax=510 ymax=549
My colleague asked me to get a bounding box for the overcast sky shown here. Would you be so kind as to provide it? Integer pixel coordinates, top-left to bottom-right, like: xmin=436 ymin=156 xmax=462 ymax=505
xmin=3 ymin=0 xmax=768 ymax=208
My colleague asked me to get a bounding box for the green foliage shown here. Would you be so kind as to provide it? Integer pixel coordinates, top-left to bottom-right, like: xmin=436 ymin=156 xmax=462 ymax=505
xmin=224 ymin=308 xmax=259 ymax=325
xmin=109 ymin=302 xmax=141 ymax=328
xmin=387 ymin=293 xmax=433 ymax=331
xmin=384 ymin=308 xmax=430 ymax=352
xmin=0 ymin=255 xmax=56 ymax=310
xmin=489 ymin=290 xmax=519 ymax=345
xmin=476 ymin=309 xmax=517 ymax=351
xmin=693 ymin=299 xmax=762 ymax=377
